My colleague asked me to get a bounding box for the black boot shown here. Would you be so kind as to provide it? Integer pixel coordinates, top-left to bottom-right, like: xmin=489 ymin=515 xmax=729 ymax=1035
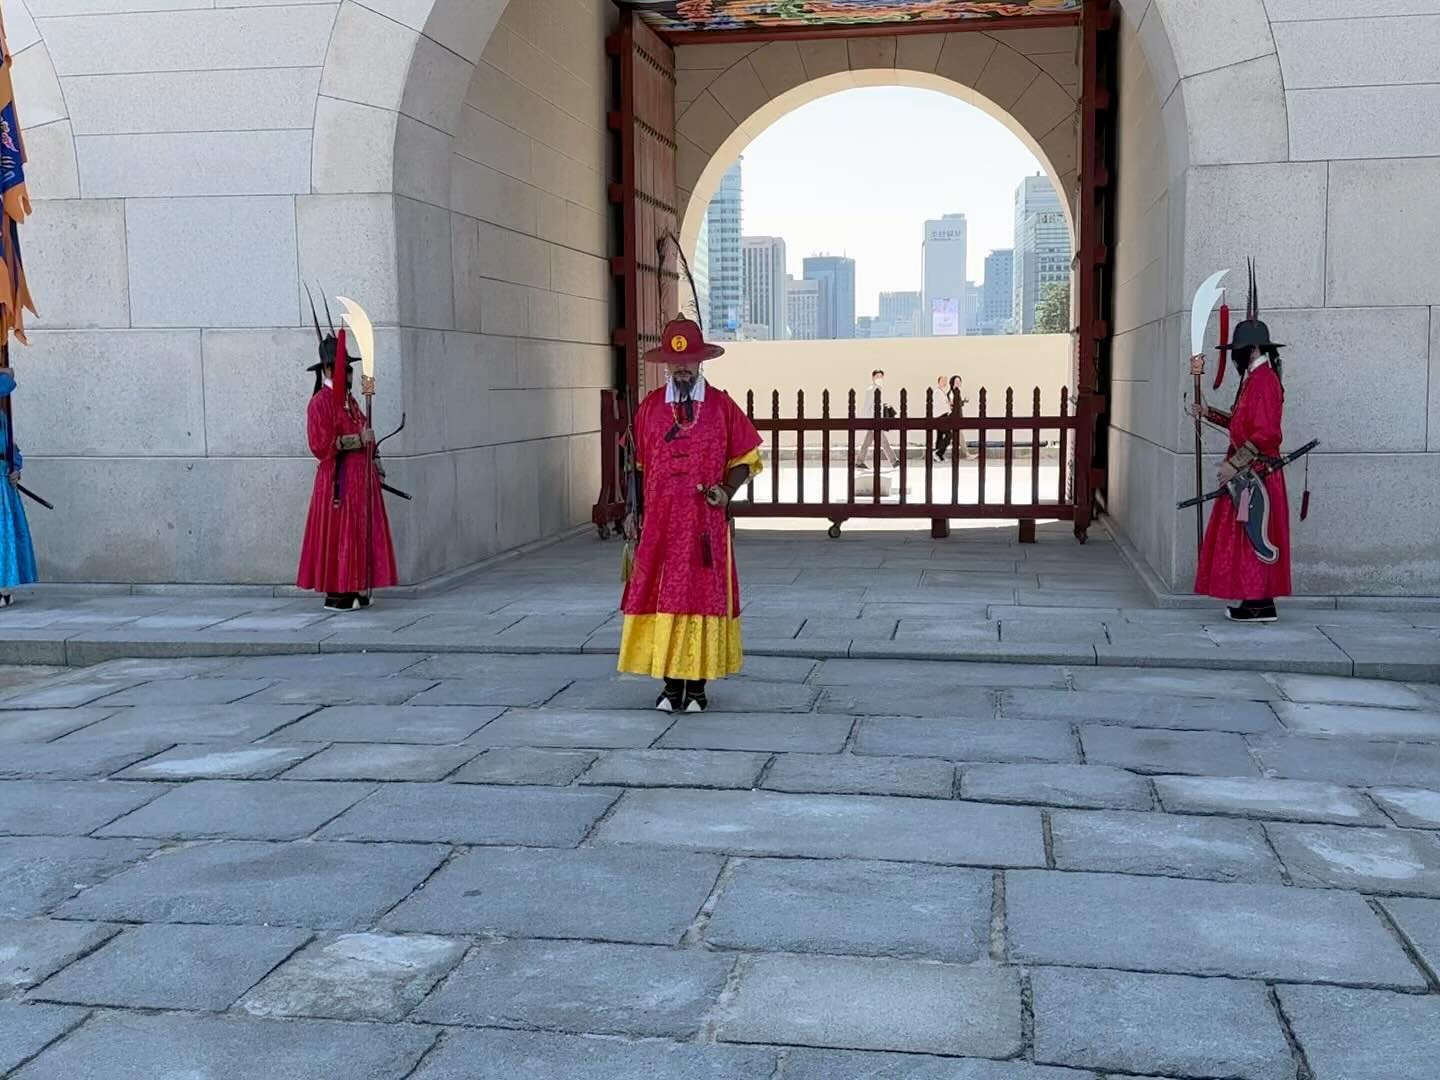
xmin=683 ymin=680 xmax=708 ymax=713
xmin=1226 ymin=598 xmax=1277 ymax=623
xmin=656 ymin=678 xmax=685 ymax=713
xmin=323 ymin=593 xmax=356 ymax=612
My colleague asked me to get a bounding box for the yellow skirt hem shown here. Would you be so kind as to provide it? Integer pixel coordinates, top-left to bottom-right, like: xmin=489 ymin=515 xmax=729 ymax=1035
xmin=618 ymin=613 xmax=744 ymax=681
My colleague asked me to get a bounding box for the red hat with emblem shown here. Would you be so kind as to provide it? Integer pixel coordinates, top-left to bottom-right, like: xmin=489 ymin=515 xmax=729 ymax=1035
xmin=644 ymin=317 xmax=725 ymax=365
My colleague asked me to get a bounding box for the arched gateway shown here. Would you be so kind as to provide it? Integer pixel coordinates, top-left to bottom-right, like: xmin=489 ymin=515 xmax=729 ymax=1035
xmin=9 ymin=0 xmax=1438 ymax=597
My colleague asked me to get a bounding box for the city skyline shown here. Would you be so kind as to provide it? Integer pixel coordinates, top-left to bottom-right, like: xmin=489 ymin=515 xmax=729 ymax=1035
xmin=736 ymin=85 xmax=1057 ymax=314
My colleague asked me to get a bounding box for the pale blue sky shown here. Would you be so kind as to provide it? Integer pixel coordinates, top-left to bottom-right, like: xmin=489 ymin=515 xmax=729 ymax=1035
xmin=731 ymin=86 xmax=1050 ymax=318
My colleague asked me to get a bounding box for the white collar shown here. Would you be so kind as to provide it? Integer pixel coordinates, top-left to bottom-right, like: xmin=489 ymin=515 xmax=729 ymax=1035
xmin=666 ymin=374 xmax=707 ymax=404
xmin=1243 ymin=355 xmax=1270 ymax=381
xmin=322 ymin=377 xmax=333 ymax=389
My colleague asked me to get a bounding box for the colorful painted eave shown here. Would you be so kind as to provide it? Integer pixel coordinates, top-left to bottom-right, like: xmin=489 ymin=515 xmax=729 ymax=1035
xmin=621 ymin=0 xmax=1081 ymax=42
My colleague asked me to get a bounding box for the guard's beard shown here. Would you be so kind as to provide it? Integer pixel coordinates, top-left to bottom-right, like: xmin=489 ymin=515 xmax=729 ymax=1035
xmin=672 ymin=375 xmax=696 ymax=420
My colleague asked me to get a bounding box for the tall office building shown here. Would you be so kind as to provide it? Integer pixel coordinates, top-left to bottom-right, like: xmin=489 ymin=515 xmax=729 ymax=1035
xmin=981 ymin=248 xmax=1014 ymax=334
xmin=922 ymin=213 xmax=968 ymax=336
xmin=878 ymin=291 xmax=922 ymax=337
xmin=802 ymin=255 xmax=857 ymax=340
xmin=963 ymin=282 xmax=985 ymax=337
xmin=786 ymin=276 xmax=820 ymax=341
xmin=1012 ymin=175 xmax=1069 ymax=333
xmin=705 ymin=159 xmax=744 ymax=340
xmin=741 ymin=236 xmax=788 ymax=341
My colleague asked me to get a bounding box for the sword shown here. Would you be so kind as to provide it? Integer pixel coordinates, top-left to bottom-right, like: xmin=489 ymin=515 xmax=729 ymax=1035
xmin=1177 ymin=439 xmax=1320 ymax=510
xmin=15 ymin=482 xmax=53 ymax=510
xmin=380 ymin=481 xmax=412 ymax=501
xmin=1188 ymin=270 xmax=1228 ymax=548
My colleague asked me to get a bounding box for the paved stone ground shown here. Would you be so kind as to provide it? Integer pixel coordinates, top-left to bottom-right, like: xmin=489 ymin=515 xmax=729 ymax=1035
xmin=2 ymin=524 xmax=1437 ymax=680
xmin=2 ymin=639 xmax=1439 ymax=1079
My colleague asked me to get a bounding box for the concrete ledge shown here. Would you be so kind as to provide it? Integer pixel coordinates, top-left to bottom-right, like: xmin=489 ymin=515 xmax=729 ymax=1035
xmin=4 ymin=626 xmax=1434 ymax=683
xmin=24 ymin=524 xmax=594 ymax=600
xmin=1107 ymin=515 xmax=1440 ymax=613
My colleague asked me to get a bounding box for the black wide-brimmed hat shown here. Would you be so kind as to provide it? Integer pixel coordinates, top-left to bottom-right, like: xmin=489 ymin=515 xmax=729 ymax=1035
xmin=304 ymin=284 xmax=359 ymax=372
xmin=1218 ymin=259 xmax=1284 ymax=351
xmin=1218 ymin=318 xmax=1284 ymax=352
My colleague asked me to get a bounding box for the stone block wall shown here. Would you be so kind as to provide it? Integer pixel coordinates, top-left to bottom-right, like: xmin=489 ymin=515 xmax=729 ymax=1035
xmin=4 ymin=0 xmax=612 ymax=584
xmin=1108 ymin=0 xmax=1440 ymax=597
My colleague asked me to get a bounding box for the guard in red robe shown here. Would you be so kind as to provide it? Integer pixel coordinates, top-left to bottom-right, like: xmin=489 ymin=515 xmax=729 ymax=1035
xmin=296 ymin=310 xmax=398 ymax=611
xmin=619 ymin=318 xmax=763 ymax=712
xmin=1190 ymin=285 xmax=1291 ymax=622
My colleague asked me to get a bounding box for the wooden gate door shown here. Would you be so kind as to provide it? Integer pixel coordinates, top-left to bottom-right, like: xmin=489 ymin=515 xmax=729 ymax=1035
xmin=610 ymin=11 xmax=678 ymax=399
xmin=1073 ymin=0 xmax=1119 ymax=540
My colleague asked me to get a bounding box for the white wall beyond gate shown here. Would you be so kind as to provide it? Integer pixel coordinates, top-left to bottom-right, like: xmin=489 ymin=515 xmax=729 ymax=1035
xmin=7 ymin=0 xmax=1439 ymax=595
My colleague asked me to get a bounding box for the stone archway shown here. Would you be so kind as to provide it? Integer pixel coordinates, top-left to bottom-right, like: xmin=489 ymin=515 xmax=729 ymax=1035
xmin=672 ymin=30 xmax=1083 ymax=258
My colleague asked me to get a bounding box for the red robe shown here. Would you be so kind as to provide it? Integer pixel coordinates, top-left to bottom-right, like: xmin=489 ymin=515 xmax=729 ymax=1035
xmin=618 ymin=384 xmax=763 ymax=680
xmin=296 ymin=389 xmax=398 ymax=594
xmin=1194 ymin=360 xmax=1292 ymax=601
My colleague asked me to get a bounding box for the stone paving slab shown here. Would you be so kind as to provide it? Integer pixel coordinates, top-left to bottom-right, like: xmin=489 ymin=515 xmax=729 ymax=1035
xmin=0 ymin=707 xmax=116 ymax=742
xmin=382 ymin=847 xmax=722 ymax=945
xmin=854 ymin=716 xmax=1079 ymax=764
xmin=0 ymin=837 xmax=157 ymax=919
xmin=1275 ymin=701 xmax=1440 ymax=741
xmin=245 ymin=677 xmax=441 ymax=706
xmin=0 ymin=1002 xmax=87 ymax=1076
xmin=594 ymin=789 xmax=1044 ymax=866
xmin=815 ymin=681 xmax=996 ymax=718
xmin=240 ymin=932 xmax=466 ymax=1022
xmin=57 ymin=840 xmax=447 ymax=930
xmin=97 ymin=780 xmax=375 ymax=841
xmin=1265 ymin=822 xmax=1440 ymax=896
xmin=0 ymin=919 xmax=118 ymax=992
xmin=413 ymin=939 xmax=732 ymax=1038
xmin=959 ymin=763 xmax=1152 ymax=810
xmin=1378 ymin=897 xmax=1440 ymax=979
xmin=0 ymin=741 xmax=164 ymax=781
xmin=401 ymin=653 xmax=618 ymax=681
xmin=469 ymin=709 xmax=673 ymax=749
xmin=116 ymin=745 xmax=316 ymax=782
xmin=0 ymin=780 xmax=165 ymax=836
xmin=1080 ymin=726 xmax=1259 ymax=776
xmin=449 ymin=747 xmax=598 ymax=785
xmin=1002 ymin=688 xmax=1280 ymax=733
xmin=405 ymin=676 xmax=575 ymax=708
xmin=704 ymin=857 xmax=991 ymax=962
xmin=1069 ymin=666 xmax=1279 ymax=698
xmin=1270 ymin=674 xmax=1433 ymax=709
xmin=553 ymin=678 xmax=818 ymax=714
xmin=1031 ymin=967 xmax=1293 ymax=1080
xmin=657 ymin=713 xmax=853 ymax=753
xmin=1369 ymin=786 xmax=1440 ymax=828
xmin=1319 ymin=626 xmax=1440 ymax=682
xmin=9 ymin=1011 xmax=438 ymax=1080
xmin=761 ymin=753 xmax=955 ymax=797
xmin=578 ymin=750 xmax=769 ymax=789
xmin=1 ymin=680 xmax=142 ymax=709
xmin=1049 ymin=810 xmax=1283 ymax=883
xmin=92 ymin=677 xmax=275 ymax=706
xmin=1153 ymin=774 xmax=1383 ymax=825
xmin=29 ymin=922 xmax=310 ymax=1011
xmin=407 ymin=1029 xmax=778 ymax=1080
xmin=781 ymin=1051 xmax=1090 ymax=1080
xmin=57 ymin=704 xmax=313 ymax=744
xmin=1006 ymin=870 xmax=1426 ymax=986
xmin=811 ymin=659 xmax=1069 ymax=689
xmin=214 ymin=653 xmax=426 ymax=679
xmin=280 ymin=744 xmax=481 ymax=782
xmin=717 ymin=954 xmax=1021 ymax=1058
xmin=1277 ymin=984 xmax=1440 ymax=1080
xmin=276 ymin=705 xmax=503 ymax=744
xmin=1249 ymin=734 xmax=1440 ymax=788
xmin=316 ymin=784 xmax=618 ymax=847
